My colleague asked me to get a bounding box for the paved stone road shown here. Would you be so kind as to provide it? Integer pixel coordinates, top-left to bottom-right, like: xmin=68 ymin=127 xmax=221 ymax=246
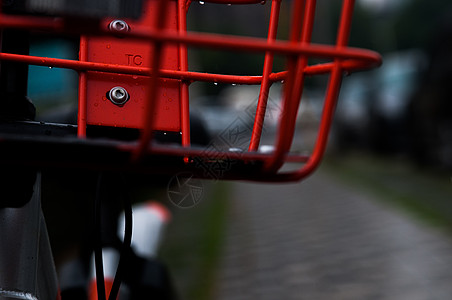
xmin=214 ymin=170 xmax=452 ymax=300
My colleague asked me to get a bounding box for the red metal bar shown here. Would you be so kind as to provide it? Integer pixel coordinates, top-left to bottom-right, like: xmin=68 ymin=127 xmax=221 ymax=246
xmin=267 ymin=60 xmax=343 ymax=182
xmin=117 ymin=143 xmax=310 ymax=164
xmin=0 ymin=45 xmax=378 ymax=80
xmin=264 ymin=0 xmax=358 ymax=182
xmin=263 ymin=0 xmax=317 ymax=172
xmin=125 ymin=28 xmax=381 ymax=64
xmin=283 ymin=0 xmax=317 ymax=146
xmin=0 ymin=9 xmax=378 ymax=63
xmin=289 ymin=0 xmax=306 ymax=43
xmin=0 ymin=14 xmax=63 ymax=30
xmin=199 ymin=0 xmax=263 ymax=3
xmin=178 ymin=0 xmax=191 ymax=147
xmin=0 ymin=51 xmax=376 ymax=82
xmin=77 ymin=36 xmax=88 ymax=137
xmin=248 ymin=0 xmax=281 ymax=151
xmin=0 ymin=14 xmax=380 ymax=65
xmin=337 ymin=0 xmax=355 ymax=48
xmin=132 ymin=0 xmax=171 ymax=162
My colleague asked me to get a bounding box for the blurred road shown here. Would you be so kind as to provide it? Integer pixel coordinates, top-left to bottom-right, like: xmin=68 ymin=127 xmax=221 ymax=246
xmin=214 ymin=170 xmax=452 ymax=300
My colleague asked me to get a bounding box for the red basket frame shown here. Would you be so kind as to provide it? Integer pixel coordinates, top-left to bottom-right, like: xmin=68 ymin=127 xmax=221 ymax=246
xmin=0 ymin=0 xmax=381 ymax=182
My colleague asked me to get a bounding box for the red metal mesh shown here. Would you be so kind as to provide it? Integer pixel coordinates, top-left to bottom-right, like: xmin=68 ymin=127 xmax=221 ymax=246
xmin=0 ymin=0 xmax=381 ymax=182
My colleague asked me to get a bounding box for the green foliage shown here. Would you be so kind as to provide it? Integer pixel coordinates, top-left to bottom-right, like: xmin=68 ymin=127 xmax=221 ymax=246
xmin=159 ymin=182 xmax=230 ymax=300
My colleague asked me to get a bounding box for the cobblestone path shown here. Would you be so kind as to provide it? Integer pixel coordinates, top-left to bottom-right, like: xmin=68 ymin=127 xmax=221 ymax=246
xmin=214 ymin=170 xmax=452 ymax=300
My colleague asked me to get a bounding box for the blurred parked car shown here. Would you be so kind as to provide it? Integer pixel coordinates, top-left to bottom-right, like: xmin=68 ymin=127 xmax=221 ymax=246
xmin=333 ymin=49 xmax=427 ymax=153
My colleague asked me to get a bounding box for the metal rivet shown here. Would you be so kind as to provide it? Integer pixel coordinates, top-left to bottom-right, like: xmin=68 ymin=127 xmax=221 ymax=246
xmin=109 ymin=20 xmax=130 ymax=33
xmin=108 ymin=86 xmax=129 ymax=106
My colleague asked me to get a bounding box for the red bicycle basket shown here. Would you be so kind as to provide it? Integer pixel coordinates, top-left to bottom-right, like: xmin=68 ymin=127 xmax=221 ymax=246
xmin=0 ymin=0 xmax=381 ymax=182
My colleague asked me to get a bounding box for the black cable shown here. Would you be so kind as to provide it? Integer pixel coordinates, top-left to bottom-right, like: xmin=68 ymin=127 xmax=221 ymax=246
xmin=94 ymin=172 xmax=106 ymax=300
xmin=108 ymin=174 xmax=132 ymax=300
xmin=94 ymin=172 xmax=133 ymax=300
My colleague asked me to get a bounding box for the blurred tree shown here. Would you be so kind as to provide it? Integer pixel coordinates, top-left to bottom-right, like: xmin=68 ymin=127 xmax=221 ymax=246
xmin=405 ymin=2 xmax=452 ymax=169
xmin=393 ymin=0 xmax=451 ymax=51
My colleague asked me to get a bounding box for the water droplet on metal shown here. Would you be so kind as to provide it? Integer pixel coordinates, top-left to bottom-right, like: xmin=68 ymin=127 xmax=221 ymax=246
xmin=228 ymin=147 xmax=243 ymax=153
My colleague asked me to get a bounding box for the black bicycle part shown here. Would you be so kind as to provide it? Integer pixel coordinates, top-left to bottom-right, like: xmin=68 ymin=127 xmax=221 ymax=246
xmin=94 ymin=172 xmax=133 ymax=300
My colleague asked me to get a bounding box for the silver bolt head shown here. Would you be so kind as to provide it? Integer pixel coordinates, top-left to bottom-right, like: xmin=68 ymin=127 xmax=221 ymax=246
xmin=109 ymin=20 xmax=130 ymax=33
xmin=108 ymin=86 xmax=129 ymax=106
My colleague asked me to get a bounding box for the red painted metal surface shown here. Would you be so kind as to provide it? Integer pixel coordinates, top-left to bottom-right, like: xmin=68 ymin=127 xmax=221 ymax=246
xmin=0 ymin=0 xmax=382 ymax=182
xmin=83 ymin=0 xmax=181 ymax=131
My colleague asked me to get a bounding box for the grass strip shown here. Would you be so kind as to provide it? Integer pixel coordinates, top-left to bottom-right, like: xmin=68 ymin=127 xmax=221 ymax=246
xmin=159 ymin=181 xmax=230 ymax=300
xmin=324 ymin=152 xmax=452 ymax=233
